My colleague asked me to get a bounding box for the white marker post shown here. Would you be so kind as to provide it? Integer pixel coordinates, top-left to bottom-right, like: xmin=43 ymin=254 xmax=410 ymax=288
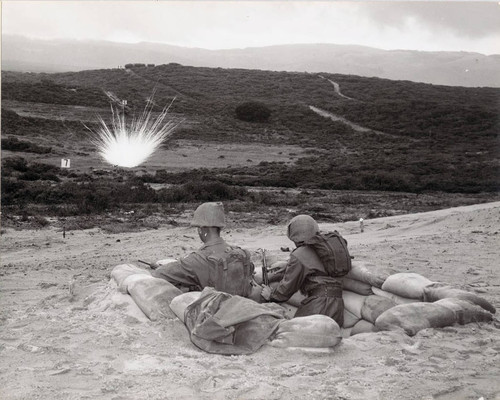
xmin=61 ymin=159 xmax=71 ymax=168
xmin=359 ymin=218 xmax=364 ymax=233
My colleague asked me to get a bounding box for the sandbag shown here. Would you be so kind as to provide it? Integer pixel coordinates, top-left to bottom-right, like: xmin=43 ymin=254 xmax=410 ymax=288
xmin=341 ymin=327 xmax=352 ymax=338
xmin=375 ymin=302 xmax=456 ymax=336
xmin=342 ymin=277 xmax=373 ymax=296
xmin=121 ymin=274 xmax=155 ymax=293
xmin=361 ymin=295 xmax=397 ymax=324
xmin=381 ymin=273 xmax=433 ymax=300
xmin=435 ymin=298 xmax=494 ymax=324
xmin=423 ymin=282 xmax=496 ymax=314
xmin=372 ymin=287 xmax=420 ymax=305
xmin=343 ymin=308 xmax=361 ymax=328
xmin=351 ymin=319 xmax=377 ymax=336
xmin=346 ymin=261 xmax=390 ymax=288
xmin=108 ymin=291 xmax=150 ymax=323
xmin=111 ymin=264 xmax=151 ymax=292
xmin=128 ymin=277 xmax=183 ymax=320
xmin=170 ymin=292 xmax=202 ymax=323
xmin=280 ymin=303 xmax=298 ymax=320
xmin=268 ymin=315 xmax=342 ymax=348
xmin=342 ymin=290 xmax=367 ymax=319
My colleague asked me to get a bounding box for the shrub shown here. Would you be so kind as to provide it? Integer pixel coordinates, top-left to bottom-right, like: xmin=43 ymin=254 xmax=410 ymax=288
xmin=2 ymin=157 xmax=28 ymax=173
xmin=235 ymin=101 xmax=271 ymax=122
xmin=1 ymin=137 xmax=52 ymax=154
xmin=33 ymin=215 xmax=50 ymax=227
xmin=159 ymin=181 xmax=247 ymax=203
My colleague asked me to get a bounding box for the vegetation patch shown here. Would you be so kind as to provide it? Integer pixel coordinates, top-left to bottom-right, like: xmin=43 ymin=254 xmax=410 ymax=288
xmin=1 ymin=64 xmax=499 ymax=230
xmin=2 ymin=136 xmax=53 ymax=154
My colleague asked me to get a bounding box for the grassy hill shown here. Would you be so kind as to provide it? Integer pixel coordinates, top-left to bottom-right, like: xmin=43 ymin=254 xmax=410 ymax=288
xmin=1 ymin=64 xmax=499 ymax=228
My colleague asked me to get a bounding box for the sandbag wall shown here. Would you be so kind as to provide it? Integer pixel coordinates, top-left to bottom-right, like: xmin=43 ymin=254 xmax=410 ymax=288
xmin=341 ymin=262 xmax=495 ymax=337
xmin=110 ymin=262 xmax=496 ymax=339
xmin=111 ymin=263 xmax=182 ymax=320
xmin=111 ymin=264 xmax=343 ymax=350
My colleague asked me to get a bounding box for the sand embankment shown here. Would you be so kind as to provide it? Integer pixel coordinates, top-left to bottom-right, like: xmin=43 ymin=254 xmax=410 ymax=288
xmin=1 ymin=202 xmax=499 ymax=399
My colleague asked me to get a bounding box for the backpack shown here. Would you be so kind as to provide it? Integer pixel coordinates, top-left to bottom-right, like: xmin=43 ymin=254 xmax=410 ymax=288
xmin=304 ymin=231 xmax=351 ymax=277
xmin=208 ymin=247 xmax=255 ymax=297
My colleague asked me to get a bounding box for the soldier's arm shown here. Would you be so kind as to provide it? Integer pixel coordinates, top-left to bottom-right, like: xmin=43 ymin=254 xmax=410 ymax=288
xmin=151 ymin=253 xmax=203 ymax=290
xmin=268 ymin=255 xmax=306 ymax=302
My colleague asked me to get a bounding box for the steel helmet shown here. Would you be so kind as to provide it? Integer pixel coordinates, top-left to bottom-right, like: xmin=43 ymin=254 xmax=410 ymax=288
xmin=287 ymin=215 xmax=319 ymax=244
xmin=191 ymin=202 xmax=226 ymax=228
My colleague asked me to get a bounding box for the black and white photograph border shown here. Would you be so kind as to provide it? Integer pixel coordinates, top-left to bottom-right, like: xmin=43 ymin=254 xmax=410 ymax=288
xmin=1 ymin=1 xmax=499 ymax=399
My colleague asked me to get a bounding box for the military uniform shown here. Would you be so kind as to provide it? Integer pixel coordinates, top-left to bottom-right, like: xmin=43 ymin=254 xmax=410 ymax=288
xmin=269 ymin=245 xmax=344 ymax=326
xmin=152 ymin=202 xmax=257 ymax=298
xmin=152 ymin=237 xmax=233 ymax=291
xmin=265 ymin=214 xmax=345 ymax=327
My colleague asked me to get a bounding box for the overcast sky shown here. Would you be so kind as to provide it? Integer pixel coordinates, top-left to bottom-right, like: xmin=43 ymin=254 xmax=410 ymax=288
xmin=2 ymin=1 xmax=500 ymax=55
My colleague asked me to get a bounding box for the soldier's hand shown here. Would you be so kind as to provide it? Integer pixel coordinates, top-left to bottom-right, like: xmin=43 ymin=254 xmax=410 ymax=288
xmin=261 ymin=285 xmax=272 ymax=301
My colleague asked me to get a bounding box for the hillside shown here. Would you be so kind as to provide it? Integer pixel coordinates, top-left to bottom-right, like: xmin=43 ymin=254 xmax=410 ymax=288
xmin=1 ymin=64 xmax=499 ymax=227
xmin=3 ymin=35 xmax=500 ymax=88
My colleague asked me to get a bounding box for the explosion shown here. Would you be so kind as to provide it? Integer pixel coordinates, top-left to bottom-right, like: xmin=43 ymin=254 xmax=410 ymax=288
xmin=88 ymin=95 xmax=180 ymax=168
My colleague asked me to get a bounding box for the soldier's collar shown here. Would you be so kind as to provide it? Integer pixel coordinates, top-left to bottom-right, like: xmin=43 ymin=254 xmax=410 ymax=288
xmin=200 ymin=237 xmax=225 ymax=248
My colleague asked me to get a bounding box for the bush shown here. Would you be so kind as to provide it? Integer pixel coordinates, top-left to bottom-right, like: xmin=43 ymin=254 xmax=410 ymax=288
xmin=235 ymin=101 xmax=271 ymax=122
xmin=2 ymin=156 xmax=29 ymax=173
xmin=159 ymin=181 xmax=247 ymax=203
xmin=1 ymin=137 xmax=52 ymax=154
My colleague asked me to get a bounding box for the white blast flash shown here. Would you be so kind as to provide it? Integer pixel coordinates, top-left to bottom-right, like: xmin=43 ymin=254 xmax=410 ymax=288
xmin=88 ymin=96 xmax=180 ymax=168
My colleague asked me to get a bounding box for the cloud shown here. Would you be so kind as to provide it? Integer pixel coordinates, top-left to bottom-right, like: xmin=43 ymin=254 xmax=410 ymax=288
xmin=361 ymin=1 xmax=500 ymax=38
xmin=2 ymin=1 xmax=499 ymax=54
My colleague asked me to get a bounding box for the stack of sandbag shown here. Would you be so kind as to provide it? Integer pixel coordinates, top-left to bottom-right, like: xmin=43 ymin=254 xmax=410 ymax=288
xmin=340 ymin=262 xmax=392 ymax=336
xmin=374 ymin=302 xmax=456 ymax=336
xmin=352 ymin=294 xmax=398 ymax=335
xmin=434 ymin=298 xmax=494 ymax=325
xmin=342 ymin=290 xmax=397 ymax=336
xmin=423 ymin=282 xmax=496 ymax=314
xmin=342 ymin=290 xmax=366 ymax=330
xmin=373 ymin=279 xmax=496 ymax=336
xmin=169 ymin=291 xmax=342 ymax=350
xmin=343 ymin=271 xmax=484 ymax=336
xmin=111 ymin=263 xmax=182 ymax=321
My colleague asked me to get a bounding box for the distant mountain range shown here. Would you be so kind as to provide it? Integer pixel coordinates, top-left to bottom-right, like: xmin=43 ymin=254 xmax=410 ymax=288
xmin=2 ymin=35 xmax=499 ymax=88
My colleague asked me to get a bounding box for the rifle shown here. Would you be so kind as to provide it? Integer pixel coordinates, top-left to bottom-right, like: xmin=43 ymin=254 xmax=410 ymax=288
xmin=259 ymin=249 xmax=269 ymax=286
xmin=138 ymin=259 xmax=158 ymax=270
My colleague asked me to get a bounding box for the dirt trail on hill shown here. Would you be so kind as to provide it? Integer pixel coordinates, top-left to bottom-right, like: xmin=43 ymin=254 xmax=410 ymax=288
xmin=309 ymin=105 xmax=416 ymax=141
xmin=319 ymin=75 xmax=356 ymax=101
xmin=1 ymin=202 xmax=499 ymax=400
xmin=312 ymin=76 xmax=417 ymax=141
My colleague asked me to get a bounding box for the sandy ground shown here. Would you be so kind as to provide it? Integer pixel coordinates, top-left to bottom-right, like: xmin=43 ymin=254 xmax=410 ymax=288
xmin=1 ymin=202 xmax=499 ymax=400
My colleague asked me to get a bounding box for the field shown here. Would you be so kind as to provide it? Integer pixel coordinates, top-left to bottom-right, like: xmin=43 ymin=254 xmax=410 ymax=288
xmin=1 ymin=63 xmax=500 ymax=399
xmin=1 ymin=202 xmax=499 ymax=400
xmin=2 ymin=64 xmax=499 ymax=232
